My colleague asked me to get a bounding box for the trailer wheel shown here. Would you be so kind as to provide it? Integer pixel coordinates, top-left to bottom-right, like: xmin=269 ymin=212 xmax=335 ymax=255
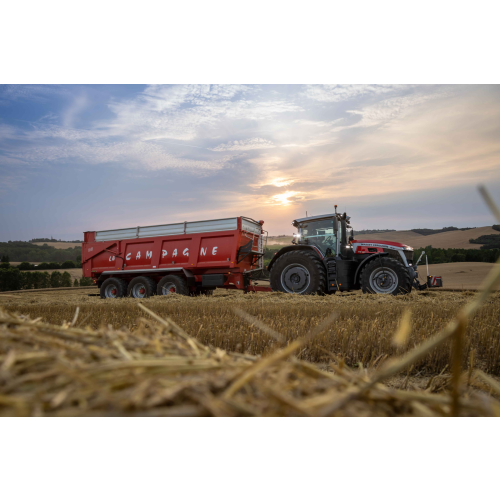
xmin=360 ymin=257 xmax=411 ymax=295
xmin=270 ymin=250 xmax=326 ymax=295
xmin=100 ymin=278 xmax=128 ymax=299
xmin=128 ymin=276 xmax=156 ymax=298
xmin=157 ymin=275 xmax=189 ymax=296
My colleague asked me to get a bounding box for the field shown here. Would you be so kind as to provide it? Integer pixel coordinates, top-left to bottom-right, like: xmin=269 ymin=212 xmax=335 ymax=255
xmin=268 ymin=225 xmax=499 ymax=249
xmin=32 ymin=242 xmax=80 ymax=249
xmin=2 ymin=286 xmax=500 ymax=376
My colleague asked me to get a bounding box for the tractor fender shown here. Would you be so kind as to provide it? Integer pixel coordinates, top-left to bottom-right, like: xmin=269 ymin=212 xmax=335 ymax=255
xmin=353 ymin=252 xmax=389 ymax=284
xmin=267 ymin=245 xmax=323 ymax=272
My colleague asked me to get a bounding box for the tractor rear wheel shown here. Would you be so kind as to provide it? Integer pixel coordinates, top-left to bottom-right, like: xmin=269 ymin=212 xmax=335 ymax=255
xmin=100 ymin=277 xmax=128 ymax=299
xmin=360 ymin=257 xmax=411 ymax=295
xmin=128 ymin=276 xmax=156 ymax=298
xmin=157 ymin=275 xmax=189 ymax=296
xmin=270 ymin=250 xmax=326 ymax=295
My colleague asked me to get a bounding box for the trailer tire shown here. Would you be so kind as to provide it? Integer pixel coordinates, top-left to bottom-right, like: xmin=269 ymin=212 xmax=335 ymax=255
xmin=100 ymin=278 xmax=128 ymax=299
xmin=157 ymin=275 xmax=189 ymax=296
xmin=360 ymin=257 xmax=411 ymax=295
xmin=128 ymin=276 xmax=156 ymax=298
xmin=270 ymin=250 xmax=326 ymax=295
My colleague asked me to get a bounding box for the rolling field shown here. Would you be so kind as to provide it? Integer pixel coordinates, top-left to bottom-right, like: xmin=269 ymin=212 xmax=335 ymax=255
xmin=32 ymin=242 xmax=80 ymax=249
xmin=268 ymin=225 xmax=498 ymax=249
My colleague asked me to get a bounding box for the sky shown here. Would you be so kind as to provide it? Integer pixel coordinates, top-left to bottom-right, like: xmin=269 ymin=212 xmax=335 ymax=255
xmin=1 ymin=84 xmax=499 ymax=241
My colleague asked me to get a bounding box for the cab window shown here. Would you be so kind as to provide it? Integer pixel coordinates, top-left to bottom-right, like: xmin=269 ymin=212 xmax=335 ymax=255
xmin=300 ymin=219 xmax=337 ymax=256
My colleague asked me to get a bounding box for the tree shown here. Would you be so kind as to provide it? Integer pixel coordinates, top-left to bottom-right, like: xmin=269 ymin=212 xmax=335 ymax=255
xmin=0 ymin=262 xmax=10 ymax=269
xmin=41 ymin=272 xmax=51 ymax=289
xmin=73 ymin=278 xmax=79 ymax=287
xmin=1 ymin=255 xmax=10 ymax=263
xmin=19 ymin=262 xmax=33 ymax=270
xmin=50 ymin=271 xmax=62 ymax=288
xmin=61 ymin=260 xmax=76 ymax=269
xmin=61 ymin=271 xmax=72 ymax=287
xmin=0 ymin=268 xmax=21 ymax=291
xmin=80 ymin=277 xmax=94 ymax=286
xmin=48 ymin=262 xmax=61 ymax=269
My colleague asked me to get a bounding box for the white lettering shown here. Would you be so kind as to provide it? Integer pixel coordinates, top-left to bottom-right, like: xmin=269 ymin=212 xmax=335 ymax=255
xmin=200 ymin=247 xmax=207 ymax=256
xmin=126 ymin=253 xmax=131 ymax=261
xmin=162 ymin=249 xmax=168 ymax=258
xmin=136 ymin=251 xmax=141 ymax=260
xmin=109 ymin=255 xmax=116 ymax=262
xmin=146 ymin=250 xmax=152 ymax=259
xmin=88 ymin=247 xmax=93 ymax=252
xmin=183 ymin=248 xmax=189 ymax=257
xmin=212 ymin=247 xmax=218 ymax=256
xmin=172 ymin=249 xmax=178 ymax=257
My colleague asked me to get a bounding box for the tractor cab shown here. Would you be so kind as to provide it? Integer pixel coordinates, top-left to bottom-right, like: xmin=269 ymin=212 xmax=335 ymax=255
xmin=291 ymin=209 xmax=352 ymax=259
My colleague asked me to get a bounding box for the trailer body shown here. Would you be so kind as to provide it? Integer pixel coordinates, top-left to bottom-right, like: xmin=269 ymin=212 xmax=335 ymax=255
xmin=82 ymin=217 xmax=266 ymax=293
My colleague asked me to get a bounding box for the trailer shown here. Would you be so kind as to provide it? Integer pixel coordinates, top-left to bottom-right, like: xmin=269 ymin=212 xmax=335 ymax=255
xmin=82 ymin=217 xmax=271 ymax=298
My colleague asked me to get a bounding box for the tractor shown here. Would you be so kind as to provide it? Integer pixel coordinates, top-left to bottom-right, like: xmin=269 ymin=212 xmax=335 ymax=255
xmin=267 ymin=206 xmax=429 ymax=295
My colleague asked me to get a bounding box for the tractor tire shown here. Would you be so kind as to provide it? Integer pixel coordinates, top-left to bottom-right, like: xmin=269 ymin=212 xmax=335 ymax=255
xmin=157 ymin=275 xmax=189 ymax=296
xmin=100 ymin=277 xmax=128 ymax=299
xmin=360 ymin=257 xmax=411 ymax=295
xmin=270 ymin=250 xmax=326 ymax=295
xmin=128 ymin=276 xmax=157 ymax=298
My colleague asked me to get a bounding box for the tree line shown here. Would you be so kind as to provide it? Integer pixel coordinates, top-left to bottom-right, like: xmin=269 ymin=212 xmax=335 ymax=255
xmin=0 ymin=268 xmax=94 ymax=292
xmin=0 ymin=241 xmax=81 ymax=264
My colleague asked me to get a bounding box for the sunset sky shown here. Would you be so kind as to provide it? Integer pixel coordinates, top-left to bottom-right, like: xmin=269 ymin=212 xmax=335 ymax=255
xmin=1 ymin=84 xmax=499 ymax=240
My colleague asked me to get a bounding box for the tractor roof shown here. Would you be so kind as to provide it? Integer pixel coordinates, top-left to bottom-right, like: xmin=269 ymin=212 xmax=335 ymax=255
xmin=292 ymin=213 xmax=338 ymax=226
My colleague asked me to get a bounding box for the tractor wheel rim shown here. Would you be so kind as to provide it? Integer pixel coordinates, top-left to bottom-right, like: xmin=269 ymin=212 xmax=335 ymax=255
xmin=105 ymin=284 xmax=118 ymax=298
xmin=132 ymin=283 xmax=147 ymax=298
xmin=369 ymin=268 xmax=398 ymax=294
xmin=281 ymin=264 xmax=310 ymax=294
xmin=161 ymin=283 xmax=176 ymax=295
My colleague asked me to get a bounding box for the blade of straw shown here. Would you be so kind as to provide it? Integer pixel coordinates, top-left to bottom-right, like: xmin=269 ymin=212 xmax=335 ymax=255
xmin=222 ymin=312 xmax=338 ymax=399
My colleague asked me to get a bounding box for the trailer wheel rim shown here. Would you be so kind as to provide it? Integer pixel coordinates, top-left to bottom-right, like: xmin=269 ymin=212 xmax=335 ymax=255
xmin=160 ymin=283 xmax=176 ymax=295
xmin=369 ymin=268 xmax=398 ymax=294
xmin=132 ymin=282 xmax=148 ymax=298
xmin=104 ymin=284 xmax=118 ymax=298
xmin=281 ymin=264 xmax=310 ymax=294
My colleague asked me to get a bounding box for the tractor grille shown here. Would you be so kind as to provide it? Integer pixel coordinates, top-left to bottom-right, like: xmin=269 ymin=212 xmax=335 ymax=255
xmin=387 ymin=248 xmax=413 ymax=265
xmin=404 ymin=249 xmax=414 ymax=264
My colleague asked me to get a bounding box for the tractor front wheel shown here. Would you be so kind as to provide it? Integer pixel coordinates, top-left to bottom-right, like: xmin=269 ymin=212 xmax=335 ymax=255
xmin=270 ymin=250 xmax=326 ymax=295
xmin=360 ymin=257 xmax=411 ymax=295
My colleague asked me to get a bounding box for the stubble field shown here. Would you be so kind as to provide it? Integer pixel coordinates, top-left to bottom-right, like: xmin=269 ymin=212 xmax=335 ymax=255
xmin=2 ymin=287 xmax=500 ymax=376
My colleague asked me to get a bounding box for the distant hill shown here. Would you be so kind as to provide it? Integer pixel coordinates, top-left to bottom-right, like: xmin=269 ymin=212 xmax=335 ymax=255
xmin=357 ymin=226 xmax=499 ymax=249
xmin=267 ymin=226 xmax=500 ymax=250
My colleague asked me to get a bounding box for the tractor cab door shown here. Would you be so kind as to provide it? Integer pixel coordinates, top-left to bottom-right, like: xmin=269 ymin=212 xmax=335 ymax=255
xmin=299 ymin=218 xmax=338 ymax=257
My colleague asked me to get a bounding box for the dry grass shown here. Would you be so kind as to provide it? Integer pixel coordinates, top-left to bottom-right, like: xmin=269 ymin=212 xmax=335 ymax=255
xmin=2 ymin=288 xmax=500 ymax=376
xmin=0 ymin=303 xmax=499 ymax=417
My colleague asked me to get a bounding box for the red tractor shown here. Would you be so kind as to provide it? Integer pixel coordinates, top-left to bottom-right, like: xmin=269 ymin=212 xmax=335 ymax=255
xmin=268 ymin=206 xmax=434 ymax=295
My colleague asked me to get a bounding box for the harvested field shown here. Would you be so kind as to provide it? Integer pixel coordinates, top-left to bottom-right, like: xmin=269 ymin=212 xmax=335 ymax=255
xmin=1 ymin=303 xmax=499 ymax=417
xmin=2 ymin=287 xmax=500 ymax=376
xmin=427 ymin=262 xmax=500 ymax=290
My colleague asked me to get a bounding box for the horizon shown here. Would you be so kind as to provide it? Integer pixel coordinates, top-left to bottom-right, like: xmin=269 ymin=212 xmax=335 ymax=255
xmin=1 ymin=84 xmax=500 ymax=241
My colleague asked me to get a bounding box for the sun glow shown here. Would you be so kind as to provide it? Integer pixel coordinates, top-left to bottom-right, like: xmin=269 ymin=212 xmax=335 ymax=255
xmin=271 ymin=178 xmax=293 ymax=187
xmin=271 ymin=191 xmax=301 ymax=206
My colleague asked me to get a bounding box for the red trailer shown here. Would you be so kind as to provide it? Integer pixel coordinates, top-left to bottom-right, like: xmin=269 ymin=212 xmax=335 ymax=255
xmin=82 ymin=217 xmax=270 ymax=298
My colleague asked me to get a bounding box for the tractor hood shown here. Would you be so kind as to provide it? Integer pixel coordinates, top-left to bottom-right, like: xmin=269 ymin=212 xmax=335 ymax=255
xmin=351 ymin=239 xmax=413 ymax=250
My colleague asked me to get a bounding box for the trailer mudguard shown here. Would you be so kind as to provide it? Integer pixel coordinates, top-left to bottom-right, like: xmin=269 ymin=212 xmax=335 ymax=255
xmin=353 ymin=252 xmax=389 ymax=284
xmin=267 ymin=245 xmax=324 ymax=272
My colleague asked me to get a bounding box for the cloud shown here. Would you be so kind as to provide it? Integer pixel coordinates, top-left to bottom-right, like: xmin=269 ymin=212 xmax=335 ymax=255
xmin=209 ymin=138 xmax=275 ymax=151
xmin=302 ymin=84 xmax=401 ymax=103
